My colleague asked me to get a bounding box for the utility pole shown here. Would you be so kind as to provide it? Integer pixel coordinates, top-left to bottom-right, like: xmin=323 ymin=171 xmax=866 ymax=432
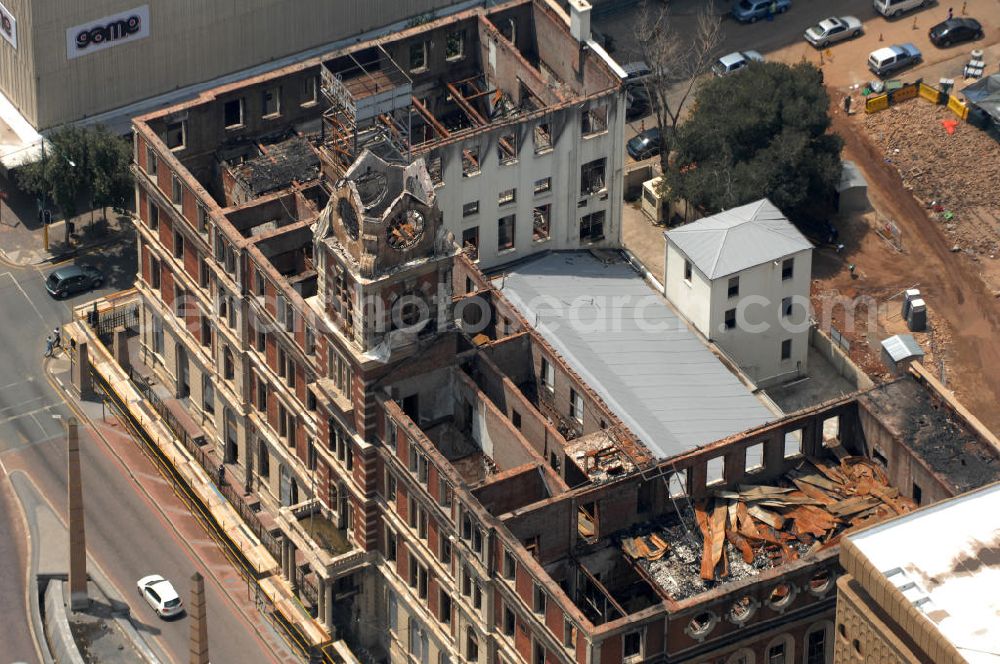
xmin=67 ymin=417 xmax=89 ymax=610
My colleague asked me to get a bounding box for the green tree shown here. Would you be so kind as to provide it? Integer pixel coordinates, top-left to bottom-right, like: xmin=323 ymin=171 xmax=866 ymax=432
xmin=88 ymin=126 xmax=134 ymax=218
xmin=664 ymin=61 xmax=843 ymax=231
xmin=16 ymin=125 xmax=132 ymax=222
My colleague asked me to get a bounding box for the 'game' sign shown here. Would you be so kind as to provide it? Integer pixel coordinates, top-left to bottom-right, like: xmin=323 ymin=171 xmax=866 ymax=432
xmin=0 ymin=2 xmax=16 ymax=50
xmin=66 ymin=5 xmax=150 ymax=60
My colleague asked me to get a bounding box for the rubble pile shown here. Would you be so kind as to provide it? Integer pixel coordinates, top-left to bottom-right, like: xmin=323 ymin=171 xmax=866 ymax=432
xmin=863 ymin=101 xmax=1000 ymax=257
xmin=623 ymin=456 xmax=915 ymax=600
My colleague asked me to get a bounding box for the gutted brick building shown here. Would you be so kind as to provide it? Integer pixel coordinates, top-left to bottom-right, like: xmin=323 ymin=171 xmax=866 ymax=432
xmin=125 ymin=1 xmax=1000 ymax=662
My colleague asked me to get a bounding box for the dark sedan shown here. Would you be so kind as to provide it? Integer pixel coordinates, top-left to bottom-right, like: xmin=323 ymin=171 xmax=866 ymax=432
xmin=929 ymin=18 xmax=983 ymax=47
xmin=625 ymin=85 xmax=651 ymax=122
xmin=45 ymin=265 xmax=105 ymax=299
xmin=626 ymin=128 xmax=662 ymax=161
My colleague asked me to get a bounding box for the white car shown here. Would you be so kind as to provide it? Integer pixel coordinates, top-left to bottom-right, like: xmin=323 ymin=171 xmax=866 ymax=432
xmin=137 ymin=575 xmax=183 ymax=618
xmin=712 ymin=50 xmax=765 ymax=77
xmin=804 ymin=16 xmax=863 ymax=48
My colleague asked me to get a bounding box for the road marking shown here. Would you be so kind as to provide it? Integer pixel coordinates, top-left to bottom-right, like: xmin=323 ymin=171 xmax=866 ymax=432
xmin=0 ymin=271 xmax=46 ymax=323
xmin=0 ymin=403 xmax=60 ymax=426
xmin=0 ymin=378 xmax=33 ymax=391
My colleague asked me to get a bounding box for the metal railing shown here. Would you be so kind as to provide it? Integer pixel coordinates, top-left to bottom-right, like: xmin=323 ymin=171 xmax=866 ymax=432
xmin=126 ymin=366 xmax=283 ymax=562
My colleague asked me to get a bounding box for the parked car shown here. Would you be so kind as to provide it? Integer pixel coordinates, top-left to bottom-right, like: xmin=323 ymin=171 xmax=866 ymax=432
xmin=621 ymin=61 xmax=652 ymax=83
xmin=867 ymin=43 xmax=922 ymax=77
xmin=712 ymin=50 xmax=765 ymax=76
xmin=731 ymin=0 xmax=790 ymax=23
xmin=137 ymin=575 xmax=183 ymax=618
xmin=627 ymin=128 xmax=662 ymax=161
xmin=929 ymin=18 xmax=983 ymax=47
xmin=873 ymin=0 xmax=931 ymax=18
xmin=44 ymin=265 xmax=104 ymax=299
xmin=804 ymin=16 xmax=863 ymax=48
xmin=626 ymin=85 xmax=651 ymax=122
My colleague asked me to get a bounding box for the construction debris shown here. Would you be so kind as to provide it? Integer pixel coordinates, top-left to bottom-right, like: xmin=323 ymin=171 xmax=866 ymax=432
xmin=623 ymin=456 xmax=916 ymax=594
xmin=863 ymin=100 xmax=1000 ymax=259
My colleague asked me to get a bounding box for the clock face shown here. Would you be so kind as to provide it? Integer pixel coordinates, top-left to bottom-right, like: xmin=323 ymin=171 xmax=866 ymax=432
xmin=338 ymin=197 xmax=359 ymax=240
xmin=386 ymin=209 xmax=425 ymax=251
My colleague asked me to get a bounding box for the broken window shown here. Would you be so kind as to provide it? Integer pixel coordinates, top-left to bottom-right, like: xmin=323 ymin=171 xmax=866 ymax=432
xmin=563 ymin=620 xmax=577 ymax=649
xmin=533 ymin=205 xmax=550 ymax=242
xmin=409 ymin=41 xmax=428 ymax=72
xmin=146 ymin=146 xmax=158 ymax=175
xmin=166 ymin=175 xmax=182 ymax=208
xmin=165 ymin=121 xmax=186 ymax=150
xmin=446 ymin=31 xmax=464 ymax=60
xmin=683 ymin=260 xmax=692 ymax=281
xmin=581 ymin=105 xmax=608 ymax=136
xmin=782 ymin=296 xmax=793 ymax=317
xmin=302 ymin=75 xmax=319 ymax=106
xmin=569 ymin=388 xmax=584 ymax=423
xmin=745 ymin=443 xmax=764 ymax=473
xmin=534 ymin=122 xmax=552 ymax=152
xmin=668 ymin=470 xmax=688 ymax=497
xmin=462 ymin=146 xmax=480 ymax=177
xmin=806 ymin=630 xmax=826 ymax=664
xmin=724 ymin=308 xmax=736 ymax=330
xmin=466 ymin=628 xmax=479 ymax=662
xmin=768 ymin=643 xmax=786 ymax=664
xmin=427 ymin=155 xmax=443 ymax=186
xmin=579 ymin=211 xmax=605 ymax=242
xmin=823 ymin=415 xmax=840 ymax=447
xmin=534 ymin=177 xmax=551 ymax=195
xmin=532 ymin=584 xmax=546 ymax=614
xmin=784 ymin=428 xmax=803 ymax=458
xmin=729 ymin=596 xmax=755 ymax=623
xmin=497 ymin=215 xmax=515 ymax=251
xmin=580 ymin=158 xmax=606 ymax=195
xmin=462 ymin=227 xmax=479 ymax=260
xmin=503 ymin=605 xmax=515 ymax=636
xmin=498 ymin=132 xmax=517 ymax=165
xmin=224 ymin=98 xmax=244 ymax=128
xmin=501 ymin=18 xmax=516 ymax=43
xmin=706 ymin=456 xmax=724 ymax=485
xmin=781 ymin=338 xmax=792 ymax=361
xmin=687 ymin=614 xmax=715 ymax=639
xmin=463 ymin=201 xmax=479 ymax=217
xmin=623 ymin=631 xmax=643 ymax=658
xmin=262 ymin=87 xmax=281 ymax=117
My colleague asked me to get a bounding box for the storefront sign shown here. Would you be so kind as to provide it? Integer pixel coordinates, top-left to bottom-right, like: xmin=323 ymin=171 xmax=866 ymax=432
xmin=66 ymin=5 xmax=149 ymax=60
xmin=0 ymin=2 xmax=16 ymax=50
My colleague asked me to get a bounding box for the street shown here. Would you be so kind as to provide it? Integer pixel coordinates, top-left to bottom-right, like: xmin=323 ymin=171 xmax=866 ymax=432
xmin=0 ymin=236 xmax=297 ymax=663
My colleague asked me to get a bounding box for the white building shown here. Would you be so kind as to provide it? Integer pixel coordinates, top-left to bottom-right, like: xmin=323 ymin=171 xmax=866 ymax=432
xmin=663 ymin=199 xmax=813 ymax=388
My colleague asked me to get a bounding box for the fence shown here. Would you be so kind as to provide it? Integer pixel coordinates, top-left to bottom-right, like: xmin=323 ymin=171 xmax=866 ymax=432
xmin=85 ymin=300 xmax=140 ymax=344
xmin=830 ymin=325 xmax=850 ymax=353
xmin=865 ymin=80 xmax=970 ymax=121
xmin=125 ymin=366 xmax=283 ymax=563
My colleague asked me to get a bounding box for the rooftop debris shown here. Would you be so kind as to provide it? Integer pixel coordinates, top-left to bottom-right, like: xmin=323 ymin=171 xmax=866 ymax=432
xmin=623 ymin=456 xmax=916 ymax=597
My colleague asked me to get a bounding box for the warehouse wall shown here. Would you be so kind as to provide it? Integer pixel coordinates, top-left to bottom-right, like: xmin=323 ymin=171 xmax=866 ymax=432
xmin=0 ymin=0 xmax=470 ymax=129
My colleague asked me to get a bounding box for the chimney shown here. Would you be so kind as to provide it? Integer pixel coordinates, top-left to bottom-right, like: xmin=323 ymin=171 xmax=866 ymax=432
xmin=569 ymin=0 xmax=592 ymax=43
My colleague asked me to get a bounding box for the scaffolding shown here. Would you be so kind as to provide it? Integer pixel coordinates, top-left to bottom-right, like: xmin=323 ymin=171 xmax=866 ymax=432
xmin=320 ymin=46 xmax=413 ymax=176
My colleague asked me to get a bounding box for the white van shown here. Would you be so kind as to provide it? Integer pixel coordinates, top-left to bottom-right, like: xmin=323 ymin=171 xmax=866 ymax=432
xmin=873 ymin=0 xmax=930 ymax=18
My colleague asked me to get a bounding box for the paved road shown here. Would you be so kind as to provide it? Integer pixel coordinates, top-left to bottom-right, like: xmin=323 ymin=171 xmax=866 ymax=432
xmin=0 ymin=236 xmax=297 ymax=663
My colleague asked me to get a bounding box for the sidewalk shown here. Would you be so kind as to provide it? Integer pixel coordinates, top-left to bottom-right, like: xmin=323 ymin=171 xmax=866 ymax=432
xmin=0 ymin=172 xmax=133 ymax=266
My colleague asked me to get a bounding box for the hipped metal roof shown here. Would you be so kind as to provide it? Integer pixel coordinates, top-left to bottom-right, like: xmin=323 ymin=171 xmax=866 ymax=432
xmin=664 ymin=199 xmax=813 ymax=280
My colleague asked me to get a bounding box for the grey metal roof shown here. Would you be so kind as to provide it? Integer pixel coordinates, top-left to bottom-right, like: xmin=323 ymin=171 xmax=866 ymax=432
xmin=664 ymin=199 xmax=813 ymax=280
xmin=838 ymin=160 xmax=867 ymax=192
xmin=881 ymin=334 xmax=924 ymax=363
xmin=497 ymin=252 xmax=775 ymax=460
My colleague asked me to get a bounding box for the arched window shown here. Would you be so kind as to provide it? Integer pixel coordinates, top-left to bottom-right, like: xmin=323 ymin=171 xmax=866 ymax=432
xmin=202 ymin=374 xmax=215 ymax=414
xmin=223 ymin=345 xmax=235 ymax=380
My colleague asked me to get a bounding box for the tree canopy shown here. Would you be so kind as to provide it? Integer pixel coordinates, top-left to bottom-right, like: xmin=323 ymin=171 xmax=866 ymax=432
xmin=664 ymin=61 xmax=843 ymax=231
xmin=16 ymin=125 xmax=133 ymax=221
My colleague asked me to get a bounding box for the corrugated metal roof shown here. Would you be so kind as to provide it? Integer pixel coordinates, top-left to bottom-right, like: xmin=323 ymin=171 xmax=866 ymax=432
xmin=664 ymin=199 xmax=813 ymax=280
xmin=881 ymin=334 xmax=924 ymax=363
xmin=497 ymin=252 xmax=775 ymax=460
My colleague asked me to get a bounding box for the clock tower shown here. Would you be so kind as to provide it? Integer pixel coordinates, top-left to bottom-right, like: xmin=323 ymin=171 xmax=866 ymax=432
xmin=314 ymin=149 xmax=458 ymax=358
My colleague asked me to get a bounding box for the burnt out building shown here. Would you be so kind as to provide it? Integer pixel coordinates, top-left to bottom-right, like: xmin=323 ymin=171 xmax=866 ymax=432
xmin=123 ymin=0 xmax=1000 ymax=661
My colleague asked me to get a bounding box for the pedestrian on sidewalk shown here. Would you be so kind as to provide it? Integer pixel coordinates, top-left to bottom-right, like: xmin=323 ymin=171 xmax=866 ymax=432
xmin=44 ymin=335 xmax=54 ymax=358
xmin=52 ymin=328 xmax=61 ymax=348
xmin=947 ymin=6 xmax=953 ymax=19
xmin=843 ymin=95 xmax=852 ymax=115
xmin=218 ymin=464 xmax=226 ymax=486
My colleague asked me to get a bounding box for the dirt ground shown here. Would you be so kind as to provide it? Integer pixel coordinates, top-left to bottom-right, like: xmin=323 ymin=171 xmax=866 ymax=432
xmin=813 ymin=101 xmax=1000 ymax=434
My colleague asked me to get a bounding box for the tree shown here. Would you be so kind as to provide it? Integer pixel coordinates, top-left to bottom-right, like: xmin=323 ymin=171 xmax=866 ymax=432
xmin=664 ymin=61 xmax=843 ymax=231
xmin=88 ymin=126 xmax=134 ymax=219
xmin=635 ymin=1 xmax=723 ymax=176
xmin=16 ymin=125 xmax=133 ymax=222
